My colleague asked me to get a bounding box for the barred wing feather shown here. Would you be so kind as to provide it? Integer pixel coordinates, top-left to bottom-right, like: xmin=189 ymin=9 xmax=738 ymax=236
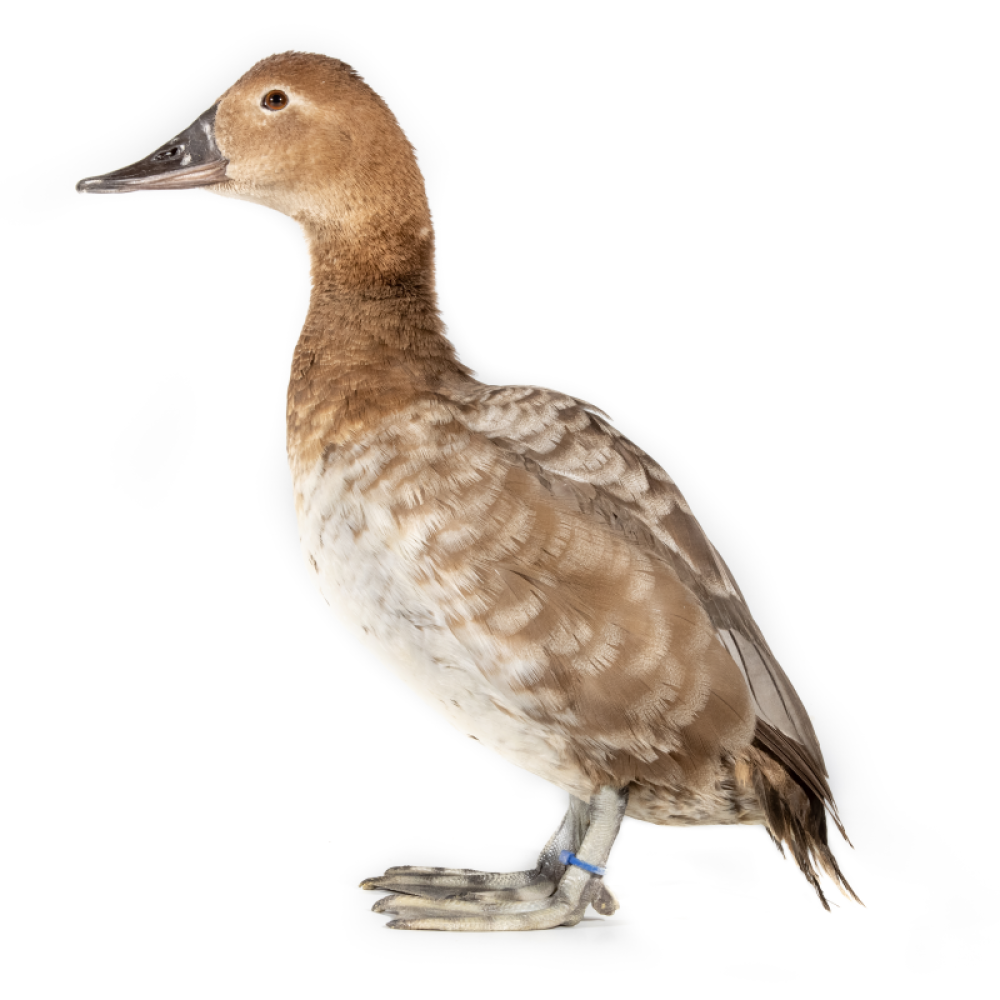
xmin=443 ymin=381 xmax=843 ymax=829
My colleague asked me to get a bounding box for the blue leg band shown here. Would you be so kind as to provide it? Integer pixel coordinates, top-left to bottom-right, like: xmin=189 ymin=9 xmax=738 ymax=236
xmin=559 ymin=850 xmax=606 ymax=877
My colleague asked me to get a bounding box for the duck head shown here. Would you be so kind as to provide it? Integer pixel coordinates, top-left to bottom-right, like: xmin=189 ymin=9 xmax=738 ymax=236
xmin=78 ymin=52 xmax=434 ymax=274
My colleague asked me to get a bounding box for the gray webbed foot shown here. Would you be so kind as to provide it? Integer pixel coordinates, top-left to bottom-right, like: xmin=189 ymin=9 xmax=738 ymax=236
xmin=360 ymin=865 xmax=557 ymax=902
xmin=360 ymin=787 xmax=628 ymax=931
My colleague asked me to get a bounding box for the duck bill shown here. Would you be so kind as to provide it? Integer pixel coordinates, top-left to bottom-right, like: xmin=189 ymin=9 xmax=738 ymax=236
xmin=76 ymin=105 xmax=228 ymax=194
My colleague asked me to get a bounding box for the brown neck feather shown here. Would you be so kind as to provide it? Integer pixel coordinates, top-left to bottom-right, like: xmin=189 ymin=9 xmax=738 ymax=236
xmin=286 ymin=221 xmax=468 ymax=469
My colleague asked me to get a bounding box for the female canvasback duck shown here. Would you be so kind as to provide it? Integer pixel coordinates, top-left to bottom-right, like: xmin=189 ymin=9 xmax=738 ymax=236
xmin=78 ymin=51 xmax=858 ymax=931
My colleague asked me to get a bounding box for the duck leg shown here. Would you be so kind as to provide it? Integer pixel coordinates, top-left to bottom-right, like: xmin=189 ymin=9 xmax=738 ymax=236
xmin=360 ymin=786 xmax=628 ymax=931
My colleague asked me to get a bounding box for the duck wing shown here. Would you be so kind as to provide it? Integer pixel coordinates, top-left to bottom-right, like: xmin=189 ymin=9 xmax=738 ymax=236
xmin=441 ymin=381 xmax=842 ymax=829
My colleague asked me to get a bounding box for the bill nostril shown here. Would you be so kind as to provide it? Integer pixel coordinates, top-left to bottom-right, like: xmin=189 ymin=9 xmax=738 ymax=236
xmin=152 ymin=145 xmax=183 ymax=162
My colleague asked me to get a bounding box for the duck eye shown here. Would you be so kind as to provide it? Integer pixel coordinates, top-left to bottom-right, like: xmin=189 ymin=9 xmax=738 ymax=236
xmin=262 ymin=90 xmax=289 ymax=111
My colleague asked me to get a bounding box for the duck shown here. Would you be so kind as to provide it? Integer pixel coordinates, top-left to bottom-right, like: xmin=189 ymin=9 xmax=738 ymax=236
xmin=77 ymin=51 xmax=859 ymax=931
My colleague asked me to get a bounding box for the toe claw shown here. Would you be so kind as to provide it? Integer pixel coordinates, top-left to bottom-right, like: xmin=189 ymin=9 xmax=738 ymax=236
xmin=372 ymin=893 xmax=407 ymax=914
xmin=590 ymin=882 xmax=620 ymax=916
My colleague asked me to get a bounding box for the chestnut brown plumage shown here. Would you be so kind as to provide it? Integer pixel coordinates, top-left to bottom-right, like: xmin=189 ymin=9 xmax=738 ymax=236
xmin=78 ymin=51 xmax=858 ymax=929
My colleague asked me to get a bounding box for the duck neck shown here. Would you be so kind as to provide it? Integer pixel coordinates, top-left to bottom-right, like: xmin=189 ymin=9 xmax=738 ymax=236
xmin=287 ymin=222 xmax=467 ymax=468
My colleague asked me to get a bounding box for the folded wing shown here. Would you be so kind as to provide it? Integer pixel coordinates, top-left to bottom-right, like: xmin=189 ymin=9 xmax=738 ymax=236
xmin=442 ymin=381 xmax=843 ymax=832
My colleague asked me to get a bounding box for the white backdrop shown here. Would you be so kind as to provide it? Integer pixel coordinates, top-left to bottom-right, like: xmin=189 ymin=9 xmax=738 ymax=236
xmin=3 ymin=2 xmax=998 ymax=997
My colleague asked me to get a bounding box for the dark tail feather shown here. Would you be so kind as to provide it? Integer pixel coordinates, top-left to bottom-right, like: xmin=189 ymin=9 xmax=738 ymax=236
xmin=741 ymin=744 xmax=862 ymax=910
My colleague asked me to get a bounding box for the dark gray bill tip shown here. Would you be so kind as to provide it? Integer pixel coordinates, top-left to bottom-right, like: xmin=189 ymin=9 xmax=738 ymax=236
xmin=76 ymin=104 xmax=228 ymax=194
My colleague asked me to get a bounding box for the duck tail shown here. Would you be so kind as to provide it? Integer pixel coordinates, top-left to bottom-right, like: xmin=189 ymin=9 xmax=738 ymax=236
xmin=739 ymin=744 xmax=862 ymax=910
